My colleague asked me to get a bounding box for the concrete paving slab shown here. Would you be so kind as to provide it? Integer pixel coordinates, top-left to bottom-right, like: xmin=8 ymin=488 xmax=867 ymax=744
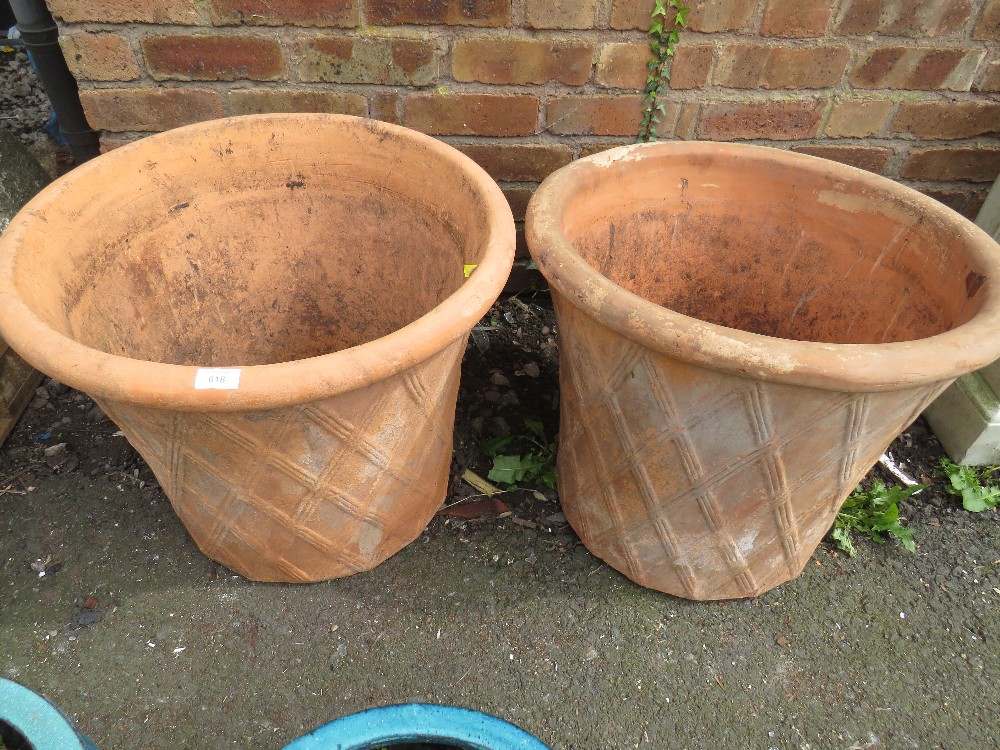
xmin=1 ymin=472 xmax=997 ymax=750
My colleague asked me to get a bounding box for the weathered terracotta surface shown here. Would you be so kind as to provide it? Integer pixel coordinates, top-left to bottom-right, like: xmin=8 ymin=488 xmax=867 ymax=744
xmin=0 ymin=114 xmax=514 ymax=582
xmin=526 ymin=141 xmax=1000 ymax=600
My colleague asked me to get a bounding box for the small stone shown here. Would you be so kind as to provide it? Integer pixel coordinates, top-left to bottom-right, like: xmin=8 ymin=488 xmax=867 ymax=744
xmin=43 ymin=443 xmax=67 ymax=458
xmin=490 ymin=371 xmax=511 ymax=387
xmin=329 ymin=642 xmax=348 ymax=668
xmin=584 ymin=647 xmax=598 ymax=661
xmin=34 ymin=386 xmax=50 ymax=401
xmin=500 ymin=391 xmax=520 ymax=407
xmin=69 ymin=609 xmax=103 ymax=630
xmin=87 ymin=404 xmax=108 ymax=421
xmin=776 ymin=636 xmax=789 ymax=647
xmin=489 ymin=416 xmax=511 ymax=436
xmin=484 ymin=390 xmax=501 ymax=403
xmin=523 ymin=362 xmax=540 ymax=378
xmin=47 ymin=380 xmax=69 ymax=396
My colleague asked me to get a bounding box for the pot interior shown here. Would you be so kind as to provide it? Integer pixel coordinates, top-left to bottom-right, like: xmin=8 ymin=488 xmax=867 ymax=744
xmin=563 ymin=149 xmax=988 ymax=345
xmin=12 ymin=118 xmax=489 ymax=366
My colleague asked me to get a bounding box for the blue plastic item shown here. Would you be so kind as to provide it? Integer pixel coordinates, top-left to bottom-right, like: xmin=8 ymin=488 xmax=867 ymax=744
xmin=0 ymin=678 xmax=98 ymax=750
xmin=283 ymin=704 xmax=550 ymax=750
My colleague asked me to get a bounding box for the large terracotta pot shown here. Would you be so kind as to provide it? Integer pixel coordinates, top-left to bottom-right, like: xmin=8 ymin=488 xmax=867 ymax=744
xmin=0 ymin=114 xmax=514 ymax=582
xmin=526 ymin=141 xmax=1000 ymax=600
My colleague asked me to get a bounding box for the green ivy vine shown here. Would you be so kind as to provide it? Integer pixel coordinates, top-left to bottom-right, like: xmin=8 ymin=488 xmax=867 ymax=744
xmin=638 ymin=0 xmax=690 ymax=142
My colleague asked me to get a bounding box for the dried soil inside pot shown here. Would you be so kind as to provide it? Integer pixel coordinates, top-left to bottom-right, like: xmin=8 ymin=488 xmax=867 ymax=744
xmin=563 ymin=150 xmax=985 ymax=345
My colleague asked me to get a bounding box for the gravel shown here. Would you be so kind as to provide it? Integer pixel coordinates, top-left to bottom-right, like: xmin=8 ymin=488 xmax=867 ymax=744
xmin=0 ymin=45 xmax=51 ymax=151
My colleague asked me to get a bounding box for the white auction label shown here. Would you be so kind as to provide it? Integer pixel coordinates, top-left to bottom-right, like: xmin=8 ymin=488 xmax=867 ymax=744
xmin=194 ymin=368 xmax=241 ymax=390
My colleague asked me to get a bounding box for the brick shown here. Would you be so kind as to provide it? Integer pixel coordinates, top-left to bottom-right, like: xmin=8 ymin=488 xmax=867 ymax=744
xmin=80 ymin=88 xmax=224 ymax=132
xmin=919 ymin=187 xmax=989 ymax=220
xmin=547 ymin=95 xmax=649 ymax=136
xmin=974 ymin=60 xmax=1000 ymax=92
xmin=143 ymin=35 xmax=285 ymax=81
xmin=670 ymin=44 xmax=713 ymax=89
xmin=369 ymin=93 xmax=401 ymax=124
xmin=891 ymin=101 xmax=1000 ymax=139
xmin=835 ymin=0 xmax=974 ymax=37
xmin=228 ymin=89 xmax=367 ymax=116
xmin=99 ymin=134 xmax=141 ymax=153
xmin=455 ymin=144 xmax=572 ymax=182
xmin=60 ymin=33 xmax=140 ymax=82
xmin=594 ymin=43 xmax=646 ymax=89
xmin=688 ymin=0 xmax=757 ymax=32
xmin=47 ymin=0 xmax=198 ymax=23
xmin=824 ymin=98 xmax=892 ymax=137
xmin=403 ymin=93 xmax=538 ymax=136
xmin=454 ymin=37 xmax=593 ymax=86
xmin=901 ymin=147 xmax=1000 ymax=181
xmin=298 ymin=36 xmax=439 ymax=85
xmin=366 ymin=0 xmax=509 ymax=26
xmin=973 ymin=0 xmax=1000 ymax=40
xmin=714 ymin=44 xmax=850 ymax=89
xmin=761 ymin=0 xmax=833 ymax=37
xmin=675 ymin=102 xmax=699 ymax=139
xmin=211 ymin=0 xmax=356 ymax=26
xmin=610 ymin=0 xmax=654 ymax=29
xmin=697 ymin=100 xmax=825 ymax=140
xmin=851 ymin=47 xmax=984 ymax=90
xmin=579 ymin=142 xmax=635 ymax=158
xmin=792 ymin=145 xmax=893 ymax=174
xmin=501 ymin=187 xmax=532 ymax=221
xmin=526 ymin=0 xmax=596 ymax=29
xmin=611 ymin=0 xmax=753 ymax=31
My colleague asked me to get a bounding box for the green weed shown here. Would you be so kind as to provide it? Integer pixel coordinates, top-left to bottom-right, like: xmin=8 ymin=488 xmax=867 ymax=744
xmin=938 ymin=458 xmax=1000 ymax=512
xmin=480 ymin=419 xmax=556 ymax=489
xmin=830 ymin=480 xmax=923 ymax=558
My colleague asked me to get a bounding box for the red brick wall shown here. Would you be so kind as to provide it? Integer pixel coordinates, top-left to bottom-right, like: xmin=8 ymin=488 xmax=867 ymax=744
xmin=50 ymin=0 xmax=1000 ymax=220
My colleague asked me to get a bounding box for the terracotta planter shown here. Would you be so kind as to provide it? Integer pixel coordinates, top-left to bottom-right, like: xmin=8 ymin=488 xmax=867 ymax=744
xmin=0 ymin=114 xmax=514 ymax=582
xmin=526 ymin=141 xmax=1000 ymax=600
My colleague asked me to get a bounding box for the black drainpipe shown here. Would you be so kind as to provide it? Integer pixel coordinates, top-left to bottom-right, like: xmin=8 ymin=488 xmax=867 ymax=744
xmin=10 ymin=0 xmax=101 ymax=164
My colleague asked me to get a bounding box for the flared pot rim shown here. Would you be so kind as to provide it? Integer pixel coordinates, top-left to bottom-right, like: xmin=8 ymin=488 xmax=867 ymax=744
xmin=0 ymin=114 xmax=515 ymax=411
xmin=526 ymin=140 xmax=1000 ymax=393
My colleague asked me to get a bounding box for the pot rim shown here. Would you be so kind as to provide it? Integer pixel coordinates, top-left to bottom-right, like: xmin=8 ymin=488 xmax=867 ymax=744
xmin=526 ymin=140 xmax=1000 ymax=393
xmin=0 ymin=114 xmax=515 ymax=411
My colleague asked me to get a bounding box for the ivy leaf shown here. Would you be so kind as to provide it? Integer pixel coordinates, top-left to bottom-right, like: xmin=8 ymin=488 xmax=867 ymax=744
xmin=676 ymin=7 xmax=690 ymax=26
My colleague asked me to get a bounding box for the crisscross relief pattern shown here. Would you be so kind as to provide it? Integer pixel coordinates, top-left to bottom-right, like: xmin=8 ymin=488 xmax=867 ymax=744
xmin=556 ymin=301 xmax=944 ymax=599
xmin=99 ymin=341 xmax=464 ymax=582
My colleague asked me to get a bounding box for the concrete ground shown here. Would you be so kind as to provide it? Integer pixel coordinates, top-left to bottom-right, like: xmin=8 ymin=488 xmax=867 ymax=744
xmin=1 ymin=466 xmax=997 ymax=750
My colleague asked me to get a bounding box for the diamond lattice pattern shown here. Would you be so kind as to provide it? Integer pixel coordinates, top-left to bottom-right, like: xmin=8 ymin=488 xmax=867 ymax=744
xmin=99 ymin=340 xmax=464 ymax=582
xmin=555 ymin=299 xmax=944 ymax=600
